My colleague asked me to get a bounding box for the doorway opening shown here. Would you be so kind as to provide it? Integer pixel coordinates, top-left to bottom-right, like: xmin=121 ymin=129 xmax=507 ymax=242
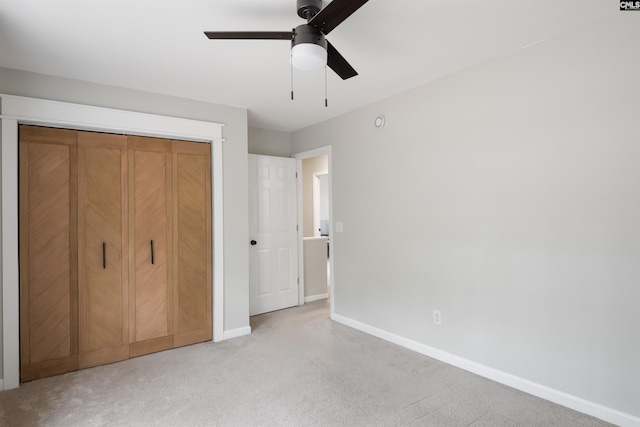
xmin=294 ymin=146 xmax=333 ymax=318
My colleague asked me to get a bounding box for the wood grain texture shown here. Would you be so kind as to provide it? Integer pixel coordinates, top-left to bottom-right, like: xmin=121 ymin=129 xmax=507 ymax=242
xmin=77 ymin=131 xmax=129 ymax=368
xmin=172 ymin=140 xmax=212 ymax=347
xmin=19 ymin=125 xmax=78 ymax=382
xmin=128 ymin=136 xmax=173 ymax=353
xmin=20 ymin=127 xmax=213 ymax=380
xmin=129 ymin=336 xmax=173 ymax=358
xmin=20 ymin=355 xmax=79 ymax=382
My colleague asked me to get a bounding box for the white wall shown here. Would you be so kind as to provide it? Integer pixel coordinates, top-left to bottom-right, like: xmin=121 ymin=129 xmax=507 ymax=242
xmin=318 ymin=174 xmax=329 ymax=224
xmin=0 ymin=68 xmax=251 ymax=370
xmin=292 ymin=16 xmax=640 ymax=421
xmin=248 ymin=127 xmax=292 ymax=157
xmin=303 ymin=237 xmax=328 ymax=299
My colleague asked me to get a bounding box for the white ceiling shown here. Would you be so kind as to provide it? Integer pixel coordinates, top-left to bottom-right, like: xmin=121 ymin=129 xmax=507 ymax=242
xmin=0 ymin=0 xmax=616 ymax=132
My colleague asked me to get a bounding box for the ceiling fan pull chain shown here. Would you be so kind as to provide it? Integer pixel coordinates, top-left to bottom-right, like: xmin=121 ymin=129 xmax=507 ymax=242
xmin=325 ymin=66 xmax=328 ymax=107
xmin=291 ymin=52 xmax=295 ymax=101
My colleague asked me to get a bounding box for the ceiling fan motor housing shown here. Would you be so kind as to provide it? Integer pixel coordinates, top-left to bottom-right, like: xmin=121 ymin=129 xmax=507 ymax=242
xmin=292 ymin=24 xmax=327 ymax=50
xmin=297 ymin=0 xmax=322 ymax=20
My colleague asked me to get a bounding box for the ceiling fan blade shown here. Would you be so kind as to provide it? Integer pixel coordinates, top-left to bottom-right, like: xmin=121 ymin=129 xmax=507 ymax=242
xmin=308 ymin=0 xmax=370 ymax=35
xmin=327 ymin=41 xmax=358 ymax=80
xmin=204 ymin=31 xmax=293 ymax=40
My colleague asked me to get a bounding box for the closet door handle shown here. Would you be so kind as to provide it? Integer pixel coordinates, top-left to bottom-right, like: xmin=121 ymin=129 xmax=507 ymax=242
xmin=150 ymin=240 xmax=154 ymax=265
xmin=102 ymin=242 xmax=106 ymax=269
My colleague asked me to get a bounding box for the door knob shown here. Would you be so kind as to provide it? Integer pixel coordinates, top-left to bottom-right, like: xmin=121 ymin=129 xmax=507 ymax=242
xmin=250 ymin=240 xmax=257 ymax=246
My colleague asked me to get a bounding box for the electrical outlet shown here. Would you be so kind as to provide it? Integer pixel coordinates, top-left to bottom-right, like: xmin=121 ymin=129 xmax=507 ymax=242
xmin=433 ymin=309 xmax=442 ymax=325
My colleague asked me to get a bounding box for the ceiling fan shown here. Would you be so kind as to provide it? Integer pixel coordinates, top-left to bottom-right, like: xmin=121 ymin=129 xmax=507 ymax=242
xmin=204 ymin=0 xmax=370 ymax=80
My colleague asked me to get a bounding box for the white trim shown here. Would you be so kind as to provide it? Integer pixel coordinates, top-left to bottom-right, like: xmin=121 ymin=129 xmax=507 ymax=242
xmin=293 ymin=146 xmax=332 ymax=160
xmin=0 ymin=94 xmax=226 ymax=390
xmin=211 ymin=143 xmax=224 ymax=343
xmin=292 ymin=146 xmax=334 ymax=318
xmin=212 ymin=141 xmax=224 ymax=342
xmin=304 ymin=293 xmax=328 ymax=303
xmin=0 ymin=94 xmax=225 ymax=143
xmin=1 ymin=118 xmax=20 ymax=390
xmin=222 ymin=326 xmax=252 ymax=340
xmin=331 ymin=313 xmax=640 ymax=427
xmin=294 ymin=158 xmax=305 ymax=306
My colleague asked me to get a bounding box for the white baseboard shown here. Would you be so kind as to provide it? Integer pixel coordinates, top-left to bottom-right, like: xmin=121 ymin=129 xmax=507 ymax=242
xmin=304 ymin=293 xmax=328 ymax=303
xmin=331 ymin=313 xmax=640 ymax=427
xmin=222 ymin=326 xmax=251 ymax=340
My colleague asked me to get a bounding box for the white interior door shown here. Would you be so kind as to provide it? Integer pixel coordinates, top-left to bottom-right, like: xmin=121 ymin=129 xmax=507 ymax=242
xmin=249 ymin=154 xmax=298 ymax=316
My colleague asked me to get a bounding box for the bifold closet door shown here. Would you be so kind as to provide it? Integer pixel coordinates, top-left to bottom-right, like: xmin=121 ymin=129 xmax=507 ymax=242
xmin=172 ymin=141 xmax=212 ymax=347
xmin=77 ymin=132 xmax=129 ymax=369
xmin=19 ymin=125 xmax=79 ymax=381
xmin=128 ymin=136 xmax=173 ymax=357
xmin=20 ymin=126 xmax=213 ymax=382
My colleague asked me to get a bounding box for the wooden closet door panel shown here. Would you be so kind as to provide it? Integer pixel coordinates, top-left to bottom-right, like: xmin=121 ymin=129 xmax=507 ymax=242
xmin=19 ymin=125 xmax=78 ymax=381
xmin=128 ymin=137 xmax=173 ymax=357
xmin=78 ymin=132 xmax=129 ymax=368
xmin=172 ymin=141 xmax=212 ymax=347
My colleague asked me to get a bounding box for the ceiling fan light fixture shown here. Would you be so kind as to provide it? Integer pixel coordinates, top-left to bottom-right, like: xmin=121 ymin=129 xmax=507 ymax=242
xmin=291 ymin=24 xmax=327 ymax=71
xmin=291 ymin=42 xmax=327 ymax=70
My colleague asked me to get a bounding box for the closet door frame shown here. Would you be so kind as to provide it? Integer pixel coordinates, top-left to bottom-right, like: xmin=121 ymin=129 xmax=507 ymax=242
xmin=1 ymin=95 xmax=225 ymax=391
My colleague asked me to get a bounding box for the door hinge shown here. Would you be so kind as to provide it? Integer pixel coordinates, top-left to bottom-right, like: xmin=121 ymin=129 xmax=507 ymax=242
xmin=295 ymin=172 xmax=298 ymax=178
xmin=297 ymin=278 xmax=300 ymax=284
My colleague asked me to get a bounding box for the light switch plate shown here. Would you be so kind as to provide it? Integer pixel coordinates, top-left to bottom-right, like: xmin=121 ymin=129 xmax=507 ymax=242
xmin=335 ymin=222 xmax=344 ymax=233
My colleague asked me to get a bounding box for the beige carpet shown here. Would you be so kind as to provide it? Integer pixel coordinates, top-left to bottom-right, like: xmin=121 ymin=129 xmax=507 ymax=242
xmin=0 ymin=300 xmax=612 ymax=426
